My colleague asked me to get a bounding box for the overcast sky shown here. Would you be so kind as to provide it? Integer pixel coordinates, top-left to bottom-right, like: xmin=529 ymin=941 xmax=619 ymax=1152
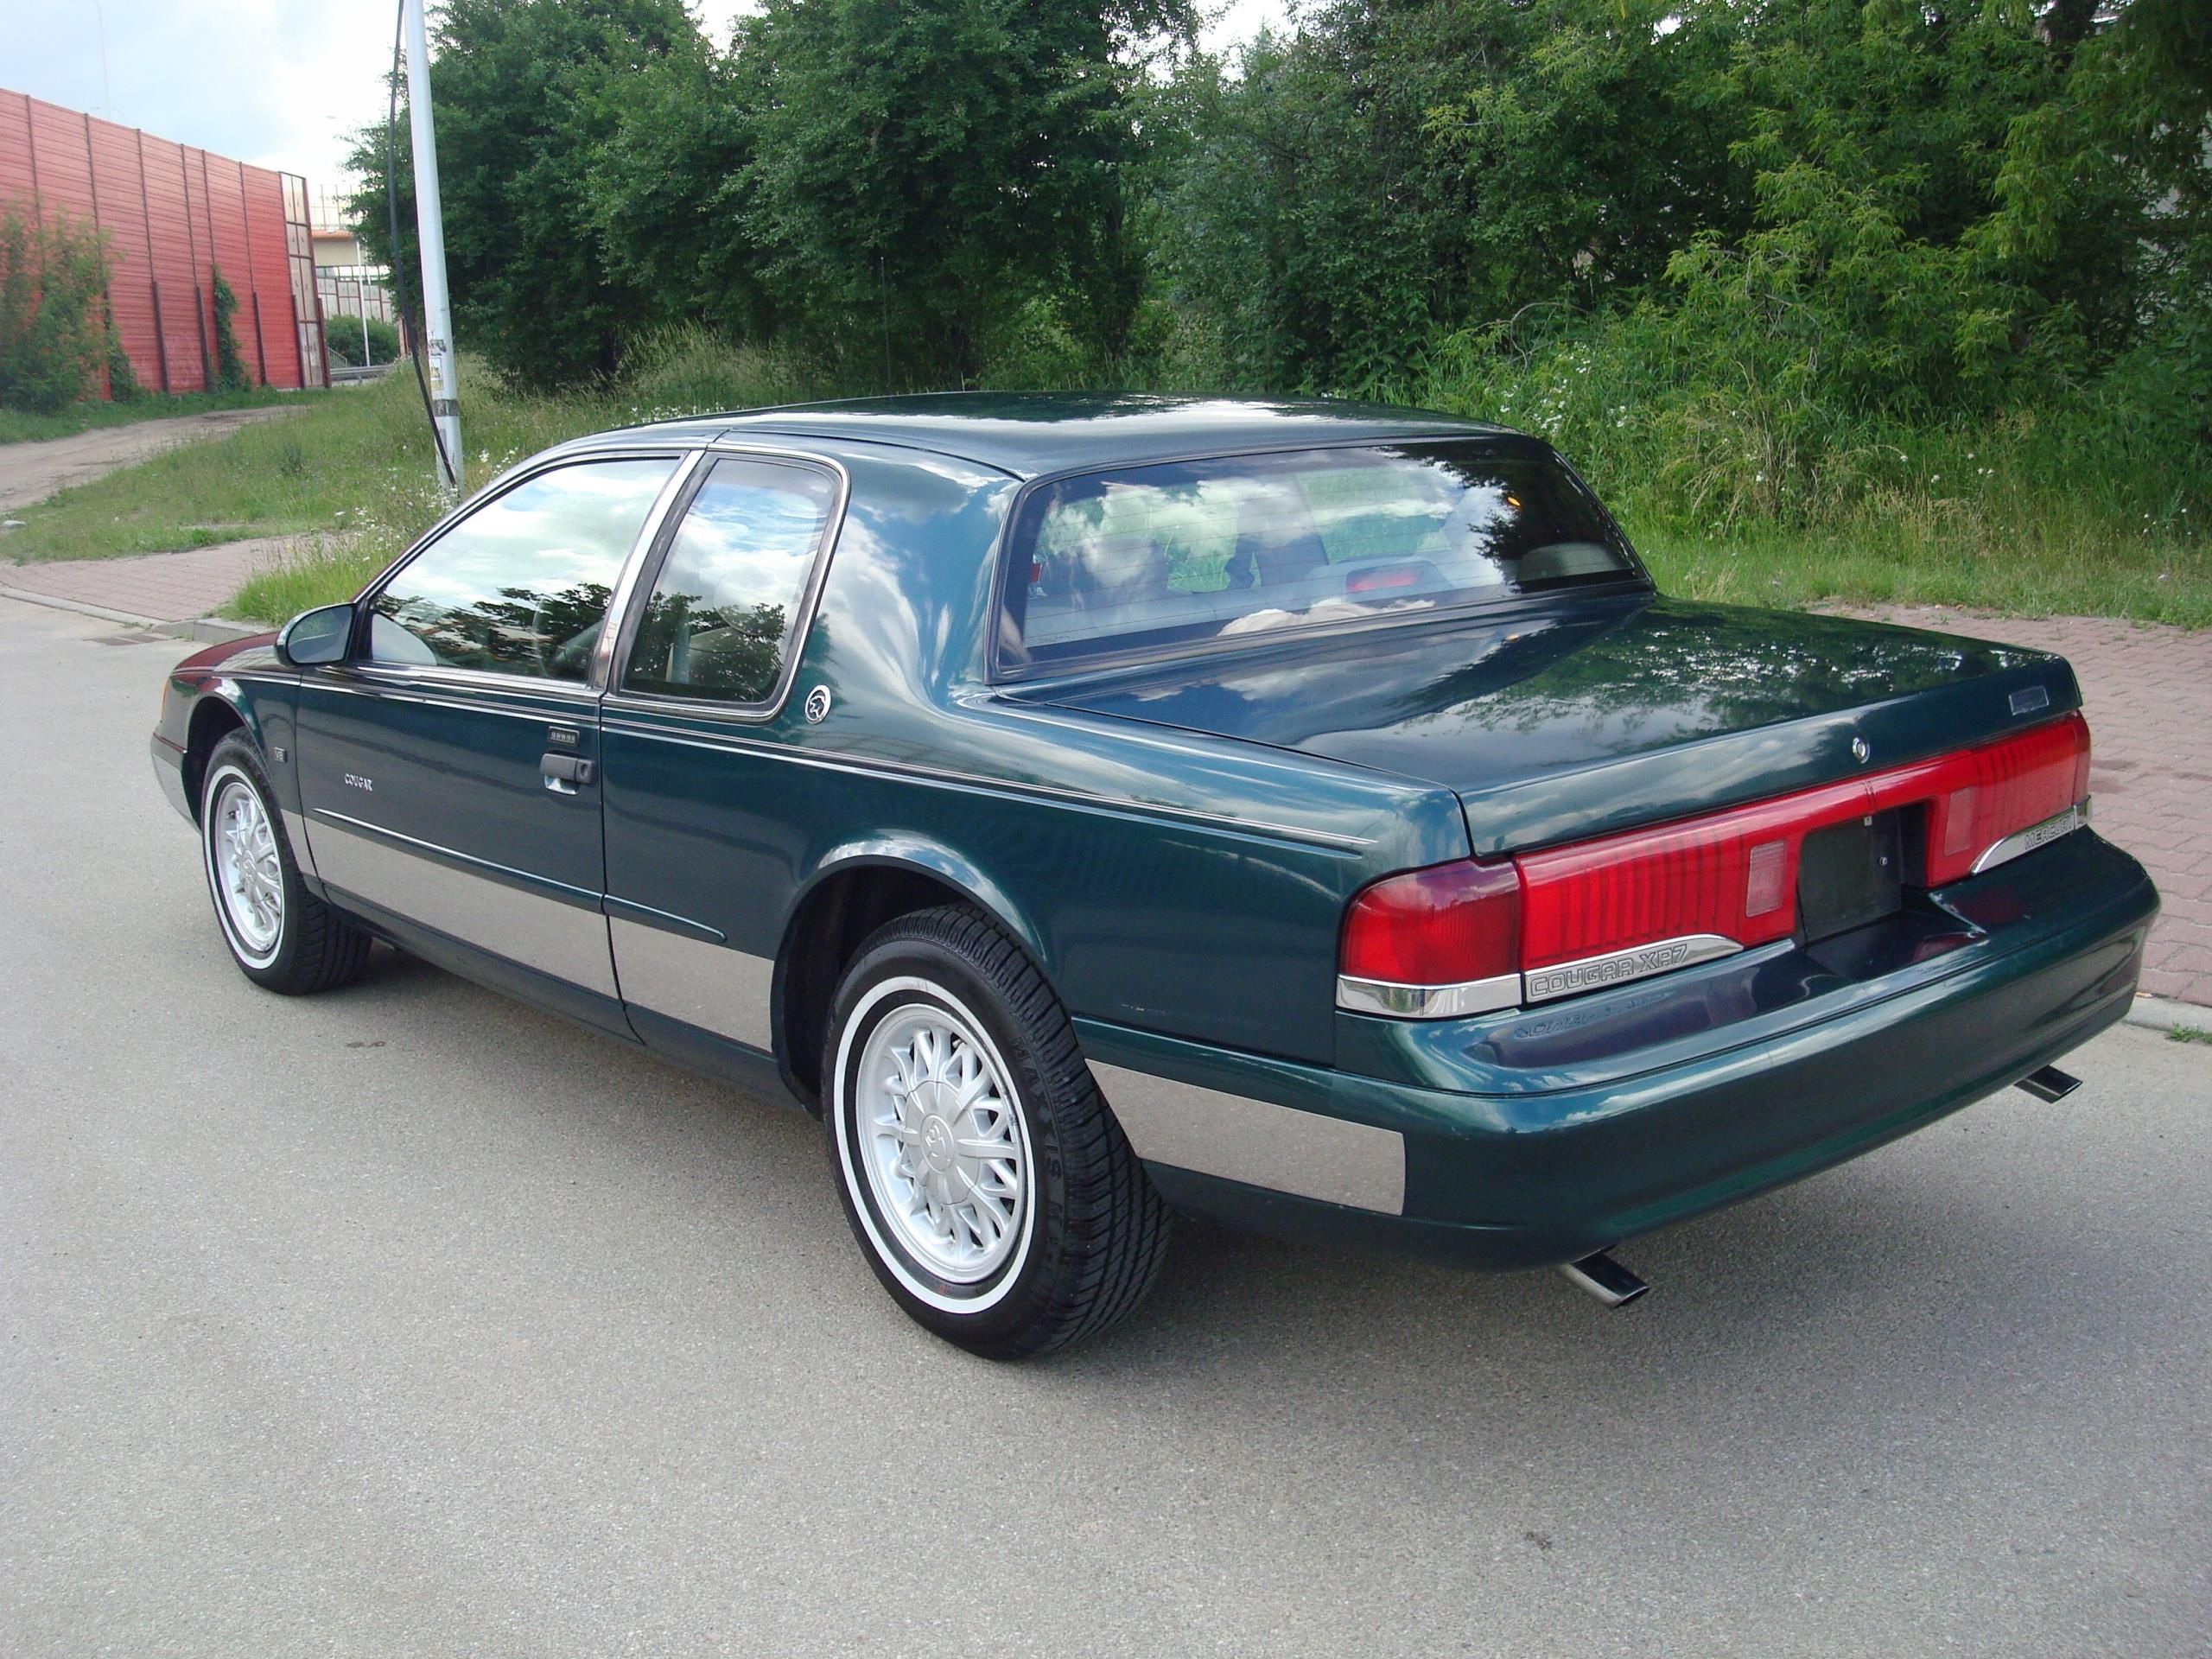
xmin=8 ymin=0 xmax=1288 ymax=219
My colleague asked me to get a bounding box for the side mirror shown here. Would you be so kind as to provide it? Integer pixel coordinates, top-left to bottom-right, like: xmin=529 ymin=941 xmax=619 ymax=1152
xmin=276 ymin=603 xmax=355 ymax=668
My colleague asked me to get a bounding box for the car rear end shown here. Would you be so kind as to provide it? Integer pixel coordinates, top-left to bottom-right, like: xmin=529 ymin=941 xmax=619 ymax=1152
xmin=1001 ymin=428 xmax=2160 ymax=1270
xmin=1326 ymin=709 xmax=2154 ymax=1269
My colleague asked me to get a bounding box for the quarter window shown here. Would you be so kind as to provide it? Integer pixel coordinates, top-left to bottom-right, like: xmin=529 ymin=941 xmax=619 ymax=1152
xmin=621 ymin=457 xmax=839 ymax=706
xmin=369 ymin=457 xmax=678 ymax=680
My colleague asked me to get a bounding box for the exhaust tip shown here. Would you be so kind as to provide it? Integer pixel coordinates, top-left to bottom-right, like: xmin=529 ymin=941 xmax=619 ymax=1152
xmin=1560 ymin=1249 xmax=1649 ymax=1308
xmin=2017 ymin=1065 xmax=2082 ymax=1103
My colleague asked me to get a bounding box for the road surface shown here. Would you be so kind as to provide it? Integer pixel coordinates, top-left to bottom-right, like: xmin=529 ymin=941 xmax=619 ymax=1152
xmin=3 ymin=596 xmax=2206 ymax=1658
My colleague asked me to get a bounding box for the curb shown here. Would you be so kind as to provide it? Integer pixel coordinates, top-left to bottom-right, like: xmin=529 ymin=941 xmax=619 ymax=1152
xmin=2124 ymin=994 xmax=2209 ymax=1034
xmin=0 ymin=582 xmax=262 ymax=643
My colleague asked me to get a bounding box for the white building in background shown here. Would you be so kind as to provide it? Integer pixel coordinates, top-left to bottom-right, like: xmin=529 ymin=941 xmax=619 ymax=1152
xmin=311 ymin=187 xmax=404 ymax=347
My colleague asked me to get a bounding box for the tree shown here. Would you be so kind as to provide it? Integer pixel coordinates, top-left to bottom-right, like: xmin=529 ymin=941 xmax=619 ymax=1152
xmin=734 ymin=0 xmax=1193 ymax=385
xmin=0 ymin=204 xmax=116 ymax=412
xmin=1143 ymin=0 xmax=1746 ymax=394
xmin=350 ymin=0 xmax=702 ymax=388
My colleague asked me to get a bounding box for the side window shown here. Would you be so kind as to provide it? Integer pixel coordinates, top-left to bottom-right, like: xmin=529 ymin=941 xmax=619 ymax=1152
xmin=620 ymin=456 xmax=839 ymax=706
xmin=369 ymin=457 xmax=678 ymax=681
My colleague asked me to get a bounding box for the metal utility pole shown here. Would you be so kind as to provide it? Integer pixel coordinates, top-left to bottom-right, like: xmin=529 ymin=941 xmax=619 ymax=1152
xmin=403 ymin=0 xmax=461 ymax=493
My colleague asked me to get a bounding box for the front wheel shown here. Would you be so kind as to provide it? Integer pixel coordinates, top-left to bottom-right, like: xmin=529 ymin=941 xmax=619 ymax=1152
xmin=200 ymin=734 xmax=371 ymax=995
xmin=823 ymin=906 xmax=1171 ymax=1358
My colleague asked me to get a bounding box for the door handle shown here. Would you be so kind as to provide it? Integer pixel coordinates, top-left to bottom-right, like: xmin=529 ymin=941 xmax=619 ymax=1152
xmin=541 ymin=752 xmax=594 ymax=794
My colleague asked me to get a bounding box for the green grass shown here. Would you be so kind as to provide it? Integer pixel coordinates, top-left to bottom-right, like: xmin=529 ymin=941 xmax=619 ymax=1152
xmin=8 ymin=331 xmax=808 ymax=590
xmin=1636 ymin=512 xmax=2212 ymax=630
xmin=2170 ymin=1026 xmax=2211 ymax=1046
xmin=7 ymin=323 xmax=2206 ymax=631
xmin=0 ymin=385 xmax=314 ymax=445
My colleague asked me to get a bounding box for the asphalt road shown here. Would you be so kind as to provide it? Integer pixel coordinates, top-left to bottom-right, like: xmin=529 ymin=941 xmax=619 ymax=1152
xmin=3 ymin=594 xmax=2207 ymax=1659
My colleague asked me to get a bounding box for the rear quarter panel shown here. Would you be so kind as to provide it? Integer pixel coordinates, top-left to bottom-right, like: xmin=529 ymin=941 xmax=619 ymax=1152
xmin=607 ymin=443 xmax=1469 ymax=1067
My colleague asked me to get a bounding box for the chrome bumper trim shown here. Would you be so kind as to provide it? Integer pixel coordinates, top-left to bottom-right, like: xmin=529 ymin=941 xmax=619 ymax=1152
xmin=1522 ymin=933 xmax=1742 ymax=1004
xmin=1335 ymin=971 xmax=1522 ymax=1020
xmin=1971 ymin=801 xmax=2088 ymax=876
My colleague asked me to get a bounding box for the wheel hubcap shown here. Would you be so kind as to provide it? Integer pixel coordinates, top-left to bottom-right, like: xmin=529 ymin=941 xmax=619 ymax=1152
xmin=212 ymin=778 xmax=283 ymax=957
xmin=856 ymin=1003 xmax=1028 ymax=1282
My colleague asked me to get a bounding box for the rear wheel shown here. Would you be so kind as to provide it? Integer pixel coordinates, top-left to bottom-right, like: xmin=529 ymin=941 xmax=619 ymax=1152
xmin=823 ymin=906 xmax=1171 ymax=1358
xmin=200 ymin=734 xmax=371 ymax=995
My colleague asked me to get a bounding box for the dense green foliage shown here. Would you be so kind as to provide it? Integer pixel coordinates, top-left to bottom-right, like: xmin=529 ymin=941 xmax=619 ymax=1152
xmin=0 ymin=205 xmax=121 ymax=414
xmin=329 ymin=0 xmax=2203 ymax=615
xmin=209 ymin=270 xmax=252 ymax=391
xmin=327 ymin=316 xmax=404 ymax=368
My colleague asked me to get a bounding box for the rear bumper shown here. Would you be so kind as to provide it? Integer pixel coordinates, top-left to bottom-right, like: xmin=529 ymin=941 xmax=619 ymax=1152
xmin=1082 ymin=830 xmax=2158 ymax=1269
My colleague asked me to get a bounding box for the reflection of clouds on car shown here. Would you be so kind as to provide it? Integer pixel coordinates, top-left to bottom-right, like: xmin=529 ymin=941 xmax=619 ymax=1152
xmin=1011 ymin=442 xmax=1635 ymax=667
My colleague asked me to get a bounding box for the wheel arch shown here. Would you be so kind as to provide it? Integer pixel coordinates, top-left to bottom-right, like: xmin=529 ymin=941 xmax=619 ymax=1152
xmin=774 ymin=840 xmax=1051 ymax=1111
xmin=181 ymin=685 xmax=258 ymax=822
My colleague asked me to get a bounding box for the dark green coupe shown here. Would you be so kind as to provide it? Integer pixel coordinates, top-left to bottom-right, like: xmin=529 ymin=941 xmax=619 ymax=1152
xmin=152 ymin=395 xmax=2158 ymax=1356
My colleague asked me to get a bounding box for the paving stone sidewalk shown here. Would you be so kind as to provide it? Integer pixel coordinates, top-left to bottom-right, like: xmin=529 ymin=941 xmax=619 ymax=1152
xmin=1860 ymin=607 xmax=2211 ymax=1008
xmin=0 ymin=539 xmax=292 ymax=628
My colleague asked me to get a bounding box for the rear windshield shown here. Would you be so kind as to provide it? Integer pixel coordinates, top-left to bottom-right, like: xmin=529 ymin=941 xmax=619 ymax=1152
xmin=997 ymin=441 xmax=1639 ymax=673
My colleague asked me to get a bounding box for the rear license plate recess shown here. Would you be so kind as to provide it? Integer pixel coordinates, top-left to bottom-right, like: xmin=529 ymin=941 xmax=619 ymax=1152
xmin=1797 ymin=809 xmax=1904 ymax=942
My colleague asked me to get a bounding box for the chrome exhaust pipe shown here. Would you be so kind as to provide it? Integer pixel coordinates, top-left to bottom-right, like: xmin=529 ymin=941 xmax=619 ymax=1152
xmin=1560 ymin=1249 xmax=1649 ymax=1308
xmin=2017 ymin=1065 xmax=2082 ymax=1103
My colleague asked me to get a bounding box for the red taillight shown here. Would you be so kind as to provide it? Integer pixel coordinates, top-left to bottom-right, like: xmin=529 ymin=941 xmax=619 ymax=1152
xmin=1339 ymin=859 xmax=1522 ymax=987
xmin=1915 ymin=712 xmax=2088 ymax=884
xmin=1340 ymin=712 xmax=2091 ymax=1016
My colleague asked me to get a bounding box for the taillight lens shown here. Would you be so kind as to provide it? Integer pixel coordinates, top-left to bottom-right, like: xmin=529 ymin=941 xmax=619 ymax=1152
xmin=1917 ymin=713 xmax=2088 ymax=884
xmin=1339 ymin=712 xmax=2091 ymax=1018
xmin=1339 ymin=860 xmax=1522 ymax=988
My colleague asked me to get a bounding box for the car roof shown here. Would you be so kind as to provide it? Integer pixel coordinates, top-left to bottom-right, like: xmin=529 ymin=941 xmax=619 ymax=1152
xmin=568 ymin=392 xmax=1519 ymax=480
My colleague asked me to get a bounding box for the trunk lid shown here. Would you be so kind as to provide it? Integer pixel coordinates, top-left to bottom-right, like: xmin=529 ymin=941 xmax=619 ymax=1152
xmin=1018 ymin=596 xmax=2079 ymax=854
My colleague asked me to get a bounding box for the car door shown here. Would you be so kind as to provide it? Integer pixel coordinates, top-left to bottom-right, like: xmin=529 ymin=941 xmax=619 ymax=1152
xmin=598 ymin=451 xmax=844 ymax=1065
xmin=294 ymin=453 xmax=687 ymax=1030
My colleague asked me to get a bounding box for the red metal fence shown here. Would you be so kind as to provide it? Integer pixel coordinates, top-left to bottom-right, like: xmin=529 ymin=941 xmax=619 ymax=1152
xmin=0 ymin=88 xmax=327 ymax=396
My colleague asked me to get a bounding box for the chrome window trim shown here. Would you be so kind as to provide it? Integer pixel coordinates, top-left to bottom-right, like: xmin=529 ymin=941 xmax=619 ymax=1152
xmin=601 ymin=442 xmax=854 ymax=727
xmin=1970 ymin=801 xmax=2089 ymax=876
xmin=597 ymin=715 xmax=1377 ymax=852
xmin=1335 ymin=971 xmax=1522 ymax=1020
xmin=348 ymin=662 xmax=605 ymax=702
xmin=296 ymin=676 xmax=595 ymax=724
xmin=1522 ymin=933 xmax=1743 ymax=1004
xmin=591 ymin=448 xmax=713 ymax=689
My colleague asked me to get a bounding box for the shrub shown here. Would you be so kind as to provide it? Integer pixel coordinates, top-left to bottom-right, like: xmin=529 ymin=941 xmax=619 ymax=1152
xmin=327 ymin=316 xmax=404 ymax=368
xmin=613 ymin=323 xmax=812 ymax=417
xmin=0 ymin=203 xmax=114 ymax=413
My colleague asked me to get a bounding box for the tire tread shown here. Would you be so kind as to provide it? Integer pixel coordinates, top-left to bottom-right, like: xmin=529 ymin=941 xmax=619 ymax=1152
xmin=832 ymin=904 xmax=1171 ymax=1357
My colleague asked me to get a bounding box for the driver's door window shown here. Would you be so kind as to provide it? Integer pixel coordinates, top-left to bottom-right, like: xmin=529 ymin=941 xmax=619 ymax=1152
xmin=370 ymin=458 xmax=677 ymax=681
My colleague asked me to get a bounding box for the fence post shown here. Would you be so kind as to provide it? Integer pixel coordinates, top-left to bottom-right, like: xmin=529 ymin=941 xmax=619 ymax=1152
xmin=150 ymin=280 xmax=172 ymax=394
